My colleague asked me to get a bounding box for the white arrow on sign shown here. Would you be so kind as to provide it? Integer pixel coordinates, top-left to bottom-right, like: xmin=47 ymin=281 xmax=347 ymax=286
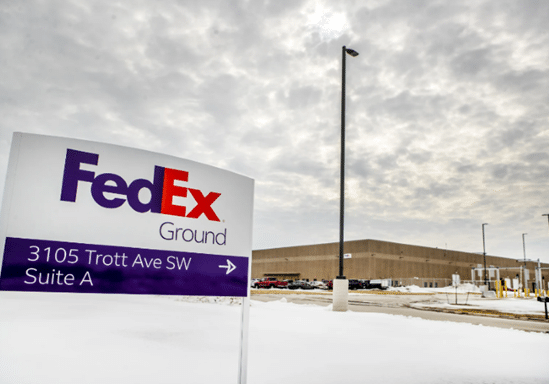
xmin=219 ymin=259 xmax=236 ymax=275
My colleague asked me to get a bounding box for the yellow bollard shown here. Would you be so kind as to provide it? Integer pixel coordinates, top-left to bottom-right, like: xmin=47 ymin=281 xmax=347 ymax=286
xmin=505 ymin=282 xmax=508 ymax=298
xmin=499 ymin=281 xmax=503 ymax=298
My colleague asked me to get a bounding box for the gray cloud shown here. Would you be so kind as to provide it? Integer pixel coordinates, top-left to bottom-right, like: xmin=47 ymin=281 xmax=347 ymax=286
xmin=2 ymin=0 xmax=549 ymax=263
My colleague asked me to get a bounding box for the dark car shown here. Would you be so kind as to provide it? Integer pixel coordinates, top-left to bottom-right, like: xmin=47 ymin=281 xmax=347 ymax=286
xmin=348 ymin=279 xmax=363 ymax=290
xmin=287 ymin=280 xmax=315 ymax=290
xmin=363 ymin=279 xmax=390 ymax=290
xmin=326 ymin=279 xmax=362 ymax=290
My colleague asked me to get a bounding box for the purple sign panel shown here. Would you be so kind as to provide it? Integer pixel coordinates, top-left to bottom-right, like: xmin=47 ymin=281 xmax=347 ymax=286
xmin=0 ymin=134 xmax=254 ymax=298
xmin=0 ymin=237 xmax=248 ymax=297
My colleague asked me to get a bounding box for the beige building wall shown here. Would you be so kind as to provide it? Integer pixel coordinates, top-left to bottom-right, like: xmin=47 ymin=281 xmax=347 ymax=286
xmin=252 ymin=239 xmax=549 ymax=288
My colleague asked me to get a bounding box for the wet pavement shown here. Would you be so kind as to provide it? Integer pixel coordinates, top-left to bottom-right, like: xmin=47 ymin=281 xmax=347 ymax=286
xmin=251 ymin=290 xmax=549 ymax=333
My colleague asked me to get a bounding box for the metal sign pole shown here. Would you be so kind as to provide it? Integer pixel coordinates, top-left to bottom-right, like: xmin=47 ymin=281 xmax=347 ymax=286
xmin=238 ymin=296 xmax=250 ymax=384
xmin=238 ymin=258 xmax=252 ymax=384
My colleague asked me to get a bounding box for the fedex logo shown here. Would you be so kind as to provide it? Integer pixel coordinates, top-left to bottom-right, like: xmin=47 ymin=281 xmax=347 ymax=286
xmin=60 ymin=149 xmax=221 ymax=221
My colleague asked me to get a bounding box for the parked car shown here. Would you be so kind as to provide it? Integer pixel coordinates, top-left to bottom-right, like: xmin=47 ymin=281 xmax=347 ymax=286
xmin=348 ymin=279 xmax=363 ymax=290
xmin=287 ymin=280 xmax=315 ymax=290
xmin=363 ymin=279 xmax=391 ymax=290
xmin=309 ymin=281 xmax=328 ymax=290
xmin=253 ymin=277 xmax=288 ymax=289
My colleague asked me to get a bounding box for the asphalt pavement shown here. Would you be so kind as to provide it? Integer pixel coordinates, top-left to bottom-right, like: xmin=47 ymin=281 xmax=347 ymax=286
xmin=251 ymin=290 xmax=549 ymax=333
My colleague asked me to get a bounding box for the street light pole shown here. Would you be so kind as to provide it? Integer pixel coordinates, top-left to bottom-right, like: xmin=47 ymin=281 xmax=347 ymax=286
xmin=542 ymin=214 xmax=549 ymax=231
xmin=522 ymin=233 xmax=528 ymax=262
xmin=542 ymin=214 xmax=549 ymax=292
xmin=522 ymin=233 xmax=527 ymax=289
xmin=338 ymin=45 xmax=358 ymax=279
xmin=334 ymin=45 xmax=358 ymax=312
xmin=482 ymin=223 xmax=488 ymax=287
xmin=338 ymin=46 xmax=346 ymax=279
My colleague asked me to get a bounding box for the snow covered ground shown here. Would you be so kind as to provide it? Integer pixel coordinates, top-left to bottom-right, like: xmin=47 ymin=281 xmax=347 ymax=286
xmin=253 ymin=284 xmax=548 ymax=316
xmin=1 ymin=291 xmax=548 ymax=384
xmin=390 ymin=283 xmax=482 ymax=294
xmin=412 ymin=296 xmax=547 ymax=315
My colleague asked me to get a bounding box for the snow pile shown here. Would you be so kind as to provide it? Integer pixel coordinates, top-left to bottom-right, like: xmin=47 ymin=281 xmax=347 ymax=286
xmin=1 ymin=292 xmax=548 ymax=384
xmin=172 ymin=295 xmax=242 ymax=306
xmin=416 ymin=297 xmax=547 ymax=315
xmin=390 ymin=284 xmax=430 ymax=293
xmin=439 ymin=283 xmax=482 ymax=293
xmin=390 ymin=284 xmax=482 ymax=294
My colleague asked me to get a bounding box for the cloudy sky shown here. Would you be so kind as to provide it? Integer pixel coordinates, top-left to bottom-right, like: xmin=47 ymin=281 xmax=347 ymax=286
xmin=1 ymin=0 xmax=549 ymax=263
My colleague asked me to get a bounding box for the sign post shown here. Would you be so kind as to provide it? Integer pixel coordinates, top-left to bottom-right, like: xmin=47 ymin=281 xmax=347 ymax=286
xmin=0 ymin=133 xmax=254 ymax=383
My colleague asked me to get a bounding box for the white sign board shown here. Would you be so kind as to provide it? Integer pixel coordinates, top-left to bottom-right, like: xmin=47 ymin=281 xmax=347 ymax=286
xmin=0 ymin=133 xmax=254 ymax=297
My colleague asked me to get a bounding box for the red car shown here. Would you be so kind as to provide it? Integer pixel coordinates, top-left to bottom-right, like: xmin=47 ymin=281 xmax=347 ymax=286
xmin=253 ymin=277 xmax=288 ymax=289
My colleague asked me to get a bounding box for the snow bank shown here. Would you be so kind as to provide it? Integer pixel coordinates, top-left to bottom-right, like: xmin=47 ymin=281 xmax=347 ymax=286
xmin=1 ymin=292 xmax=548 ymax=384
xmin=172 ymin=295 xmax=242 ymax=305
xmin=390 ymin=283 xmax=482 ymax=294
xmin=416 ymin=297 xmax=547 ymax=315
xmin=439 ymin=283 xmax=482 ymax=293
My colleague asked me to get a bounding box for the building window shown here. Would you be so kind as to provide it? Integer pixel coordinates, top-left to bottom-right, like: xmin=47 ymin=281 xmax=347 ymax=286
xmin=424 ymin=282 xmax=428 ymax=288
xmin=434 ymin=282 xmax=438 ymax=288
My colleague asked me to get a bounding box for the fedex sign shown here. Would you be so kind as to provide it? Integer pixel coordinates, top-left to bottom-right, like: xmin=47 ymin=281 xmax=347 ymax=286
xmin=0 ymin=133 xmax=254 ymax=297
xmin=60 ymin=149 xmax=221 ymax=221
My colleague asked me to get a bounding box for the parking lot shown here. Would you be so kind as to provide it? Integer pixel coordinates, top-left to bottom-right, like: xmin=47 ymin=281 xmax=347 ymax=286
xmin=251 ymin=289 xmax=549 ymax=333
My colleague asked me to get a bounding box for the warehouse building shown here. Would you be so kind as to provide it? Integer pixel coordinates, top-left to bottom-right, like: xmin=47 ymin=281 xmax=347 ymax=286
xmin=252 ymin=239 xmax=549 ymax=289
